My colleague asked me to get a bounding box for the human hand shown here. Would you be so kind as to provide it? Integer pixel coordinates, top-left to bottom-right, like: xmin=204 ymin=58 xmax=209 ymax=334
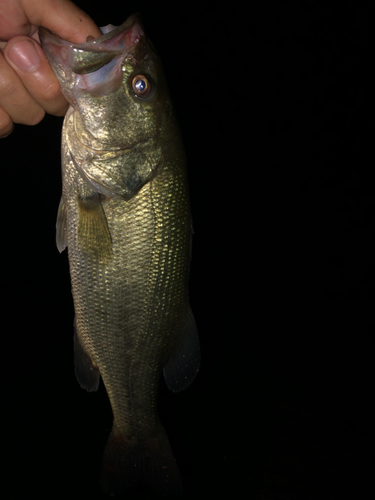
xmin=0 ymin=0 xmax=101 ymax=137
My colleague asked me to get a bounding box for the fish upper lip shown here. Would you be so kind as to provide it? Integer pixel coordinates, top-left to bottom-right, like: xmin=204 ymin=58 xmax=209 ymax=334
xmin=39 ymin=14 xmax=142 ymax=51
xmin=39 ymin=14 xmax=144 ymax=76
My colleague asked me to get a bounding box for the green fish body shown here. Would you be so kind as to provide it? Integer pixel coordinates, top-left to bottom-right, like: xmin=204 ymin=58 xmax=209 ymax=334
xmin=39 ymin=14 xmax=199 ymax=498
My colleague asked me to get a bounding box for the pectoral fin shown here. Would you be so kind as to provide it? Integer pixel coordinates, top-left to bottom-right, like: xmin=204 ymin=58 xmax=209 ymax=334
xmin=163 ymin=305 xmax=200 ymax=393
xmin=56 ymin=196 xmax=68 ymax=253
xmin=77 ymin=193 xmax=112 ymax=261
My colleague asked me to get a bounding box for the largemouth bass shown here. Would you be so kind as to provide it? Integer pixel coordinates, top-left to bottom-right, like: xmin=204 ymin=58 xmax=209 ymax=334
xmin=39 ymin=14 xmax=199 ymax=498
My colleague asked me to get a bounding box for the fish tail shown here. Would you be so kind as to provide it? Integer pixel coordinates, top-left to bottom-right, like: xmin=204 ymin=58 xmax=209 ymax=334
xmin=101 ymin=421 xmax=184 ymax=499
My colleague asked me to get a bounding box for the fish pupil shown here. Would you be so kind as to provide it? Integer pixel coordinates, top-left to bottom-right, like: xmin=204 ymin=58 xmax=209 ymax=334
xmin=135 ymin=79 xmax=146 ymax=92
xmin=131 ymin=74 xmax=151 ymax=97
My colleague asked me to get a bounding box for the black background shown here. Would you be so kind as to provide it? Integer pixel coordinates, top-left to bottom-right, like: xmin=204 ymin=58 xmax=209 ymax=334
xmin=1 ymin=1 xmax=374 ymax=499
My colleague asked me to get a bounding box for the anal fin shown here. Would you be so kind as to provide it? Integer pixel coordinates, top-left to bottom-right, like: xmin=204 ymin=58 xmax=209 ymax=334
xmin=163 ymin=304 xmax=200 ymax=392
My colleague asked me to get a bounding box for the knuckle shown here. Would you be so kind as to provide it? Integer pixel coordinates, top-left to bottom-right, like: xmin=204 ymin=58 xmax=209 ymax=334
xmin=0 ymin=111 xmax=14 ymax=138
xmin=0 ymin=73 xmax=15 ymax=96
xmin=27 ymin=107 xmax=45 ymax=126
xmin=40 ymin=80 xmax=69 ymax=116
xmin=42 ymin=80 xmax=63 ymax=103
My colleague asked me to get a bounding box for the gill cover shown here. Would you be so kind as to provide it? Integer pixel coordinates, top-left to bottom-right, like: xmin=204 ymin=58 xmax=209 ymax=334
xmin=39 ymin=14 xmax=165 ymax=201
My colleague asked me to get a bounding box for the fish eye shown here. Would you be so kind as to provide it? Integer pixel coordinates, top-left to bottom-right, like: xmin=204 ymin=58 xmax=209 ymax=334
xmin=131 ymin=74 xmax=152 ymax=98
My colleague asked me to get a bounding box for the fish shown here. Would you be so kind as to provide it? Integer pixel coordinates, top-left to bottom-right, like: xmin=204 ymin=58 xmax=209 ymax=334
xmin=39 ymin=14 xmax=199 ymax=498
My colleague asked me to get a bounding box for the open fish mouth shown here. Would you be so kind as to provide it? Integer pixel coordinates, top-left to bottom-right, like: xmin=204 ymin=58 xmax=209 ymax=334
xmin=39 ymin=15 xmax=145 ymax=98
xmin=39 ymin=15 xmax=144 ymax=74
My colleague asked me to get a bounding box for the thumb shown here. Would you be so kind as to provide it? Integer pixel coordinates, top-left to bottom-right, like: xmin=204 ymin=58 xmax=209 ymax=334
xmin=23 ymin=0 xmax=102 ymax=43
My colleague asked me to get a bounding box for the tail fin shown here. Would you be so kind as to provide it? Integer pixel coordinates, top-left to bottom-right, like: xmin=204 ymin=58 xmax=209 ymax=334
xmin=101 ymin=422 xmax=184 ymax=499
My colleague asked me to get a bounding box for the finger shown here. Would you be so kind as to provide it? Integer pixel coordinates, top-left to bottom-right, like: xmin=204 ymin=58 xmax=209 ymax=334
xmin=4 ymin=36 xmax=69 ymax=117
xmin=22 ymin=0 xmax=102 ymax=43
xmin=0 ymin=0 xmax=37 ymax=40
xmin=0 ymin=106 xmax=14 ymax=138
xmin=0 ymin=48 xmax=45 ymax=126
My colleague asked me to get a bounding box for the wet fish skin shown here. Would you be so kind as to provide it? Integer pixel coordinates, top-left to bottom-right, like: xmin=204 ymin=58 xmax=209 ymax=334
xmin=39 ymin=14 xmax=199 ymax=498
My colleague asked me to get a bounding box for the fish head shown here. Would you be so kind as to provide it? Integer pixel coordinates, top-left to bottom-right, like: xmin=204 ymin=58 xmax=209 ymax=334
xmin=39 ymin=14 xmax=175 ymax=199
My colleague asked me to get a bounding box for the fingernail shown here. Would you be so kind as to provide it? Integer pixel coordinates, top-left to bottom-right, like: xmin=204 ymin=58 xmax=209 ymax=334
xmin=8 ymin=41 xmax=40 ymax=72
